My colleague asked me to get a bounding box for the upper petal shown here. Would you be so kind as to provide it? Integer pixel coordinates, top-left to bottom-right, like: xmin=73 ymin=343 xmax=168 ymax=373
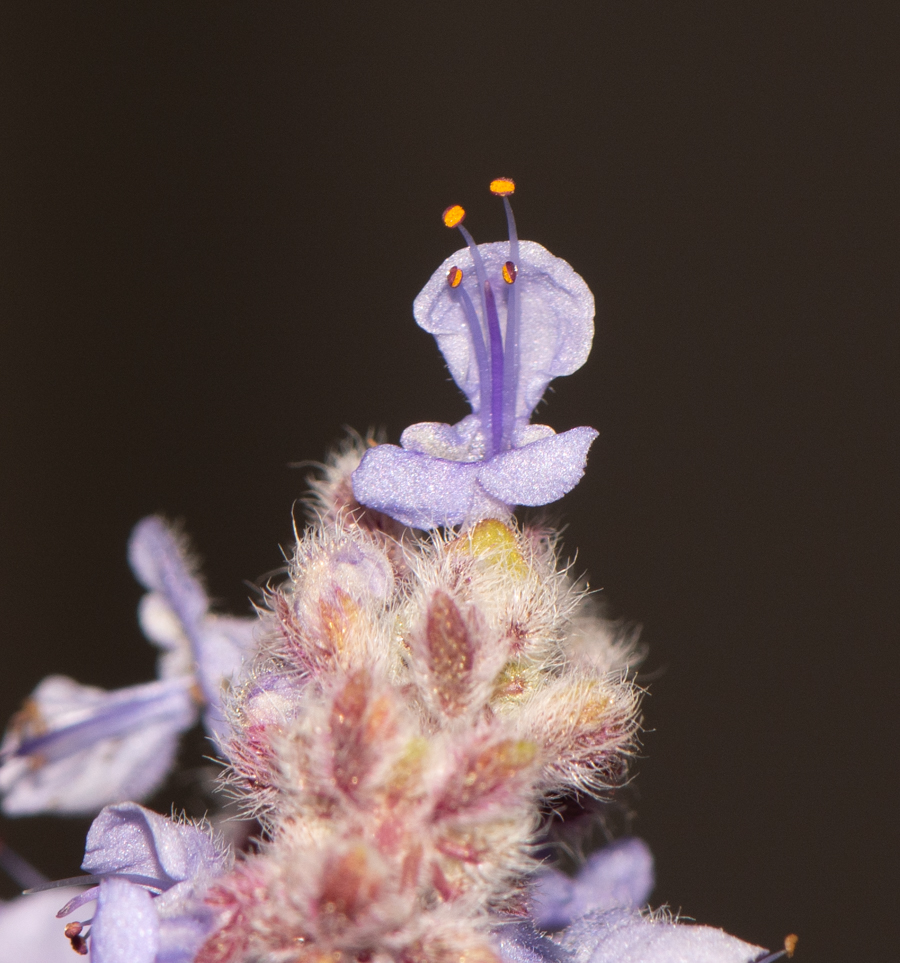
xmin=128 ymin=517 xmax=207 ymax=635
xmin=83 ymin=802 xmax=227 ymax=888
xmin=130 ymin=516 xmax=254 ymax=744
xmin=476 ymin=427 xmax=599 ymax=506
xmin=414 ymin=240 xmax=594 ymax=420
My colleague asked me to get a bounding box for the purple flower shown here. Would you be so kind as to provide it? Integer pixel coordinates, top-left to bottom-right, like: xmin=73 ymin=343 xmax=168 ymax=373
xmin=0 ymin=888 xmax=87 ymax=963
xmin=352 ymin=181 xmax=598 ymax=529
xmin=0 ymin=675 xmax=198 ymax=815
xmin=554 ymin=908 xmax=771 ymax=963
xmin=56 ymin=802 xmax=230 ymax=963
xmin=0 ymin=517 xmax=256 ymax=815
xmin=498 ymin=840 xmax=789 ymax=963
xmin=530 ymin=838 xmax=655 ymax=931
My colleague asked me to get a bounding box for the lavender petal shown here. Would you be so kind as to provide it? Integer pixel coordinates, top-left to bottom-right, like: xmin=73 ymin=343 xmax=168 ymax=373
xmin=352 ymin=444 xmax=481 ymax=529
xmin=413 ymin=241 xmax=594 ymax=422
xmin=90 ymin=878 xmax=159 ymax=963
xmin=558 ymin=909 xmax=766 ymax=963
xmin=531 ymin=839 xmax=655 ymax=931
xmin=477 ymin=427 xmax=598 ymax=506
xmin=82 ymin=802 xmax=226 ymax=888
xmin=0 ymin=676 xmax=197 ymax=815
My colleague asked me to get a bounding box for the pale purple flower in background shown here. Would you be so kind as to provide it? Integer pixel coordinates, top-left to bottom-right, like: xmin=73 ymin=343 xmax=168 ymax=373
xmin=0 ymin=517 xmax=255 ymax=815
xmin=530 ymin=838 xmax=655 ymax=931
xmin=501 ymin=839 xmax=789 ymax=963
xmin=0 ymin=887 xmax=87 ymax=963
xmin=50 ymin=802 xmax=230 ymax=962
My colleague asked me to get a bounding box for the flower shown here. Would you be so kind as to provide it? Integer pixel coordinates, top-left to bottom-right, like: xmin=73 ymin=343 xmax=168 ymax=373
xmin=529 ymin=838 xmax=655 ymax=931
xmin=55 ymin=802 xmax=231 ymax=963
xmin=499 ymin=839 xmax=789 ymax=963
xmin=352 ymin=180 xmax=598 ymax=529
xmin=0 ymin=517 xmax=255 ymax=815
xmin=499 ymin=909 xmax=776 ymax=963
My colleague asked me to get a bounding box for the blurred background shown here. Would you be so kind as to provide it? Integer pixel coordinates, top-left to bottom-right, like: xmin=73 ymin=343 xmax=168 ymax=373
xmin=1 ymin=4 xmax=896 ymax=959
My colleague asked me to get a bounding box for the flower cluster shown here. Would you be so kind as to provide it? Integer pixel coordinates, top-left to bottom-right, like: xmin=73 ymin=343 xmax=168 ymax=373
xmin=0 ymin=180 xmax=793 ymax=963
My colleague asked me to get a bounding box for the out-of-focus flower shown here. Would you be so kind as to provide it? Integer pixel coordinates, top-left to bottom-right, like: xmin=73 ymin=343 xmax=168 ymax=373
xmin=500 ymin=839 xmax=791 ymax=963
xmin=352 ymin=181 xmax=598 ymax=529
xmin=530 ymin=838 xmax=655 ymax=931
xmin=55 ymin=802 xmax=231 ymax=963
xmin=499 ymin=909 xmax=772 ymax=963
xmin=0 ymin=517 xmax=255 ymax=815
xmin=0 ymin=888 xmax=87 ymax=963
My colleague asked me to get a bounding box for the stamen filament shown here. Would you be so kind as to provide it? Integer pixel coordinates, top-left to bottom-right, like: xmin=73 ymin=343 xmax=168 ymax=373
xmin=501 ymin=195 xmax=520 ymax=448
xmin=449 ymin=274 xmax=492 ymax=444
xmin=457 ymin=223 xmax=505 ymax=457
xmin=483 ymin=279 xmax=505 ymax=456
xmin=753 ymin=935 xmax=798 ymax=963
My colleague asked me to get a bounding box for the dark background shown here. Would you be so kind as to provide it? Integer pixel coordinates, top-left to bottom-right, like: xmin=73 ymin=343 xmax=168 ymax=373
xmin=1 ymin=4 xmax=896 ymax=960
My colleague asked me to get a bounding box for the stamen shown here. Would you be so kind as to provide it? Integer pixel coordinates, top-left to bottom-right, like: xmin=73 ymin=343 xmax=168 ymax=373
xmin=495 ymin=181 xmax=521 ymax=449
xmin=445 ymin=206 xmax=505 ymax=457
xmin=442 ymin=205 xmax=466 ymax=228
xmin=26 ymin=874 xmax=103 ymax=895
xmin=753 ymin=934 xmax=799 ymax=963
xmin=502 ymin=261 xmax=517 ymax=284
xmin=446 ymin=268 xmax=491 ymax=442
xmin=489 ymin=177 xmax=516 ymax=197
xmin=65 ymin=921 xmax=90 ymax=956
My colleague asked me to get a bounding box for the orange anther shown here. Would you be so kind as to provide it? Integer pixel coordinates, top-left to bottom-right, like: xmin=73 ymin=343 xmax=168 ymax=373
xmin=447 ymin=266 xmax=463 ymax=288
xmin=502 ymin=260 xmax=517 ymax=284
xmin=784 ymin=934 xmax=798 ymax=958
xmin=442 ymin=204 xmax=466 ymax=228
xmin=490 ymin=177 xmax=516 ymax=196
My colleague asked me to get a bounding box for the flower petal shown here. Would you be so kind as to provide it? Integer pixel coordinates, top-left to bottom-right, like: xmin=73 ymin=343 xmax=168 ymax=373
xmin=414 ymin=241 xmax=594 ymax=421
xmin=495 ymin=920 xmax=571 ymax=963
xmin=156 ymin=912 xmax=217 ymax=963
xmin=531 ymin=839 xmax=655 ymax=931
xmin=0 ymin=888 xmax=87 ymax=963
xmin=130 ymin=516 xmax=254 ymax=744
xmin=400 ymin=416 xmax=484 ymax=462
xmin=352 ymin=444 xmax=481 ymax=529
xmin=0 ymin=676 xmax=198 ymax=815
xmin=558 ymin=909 xmax=766 ymax=963
xmin=476 ymin=427 xmax=598 ymax=506
xmin=82 ymin=802 xmax=227 ymax=888
xmin=90 ymin=878 xmax=159 ymax=963
xmin=128 ymin=517 xmax=207 ymax=635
